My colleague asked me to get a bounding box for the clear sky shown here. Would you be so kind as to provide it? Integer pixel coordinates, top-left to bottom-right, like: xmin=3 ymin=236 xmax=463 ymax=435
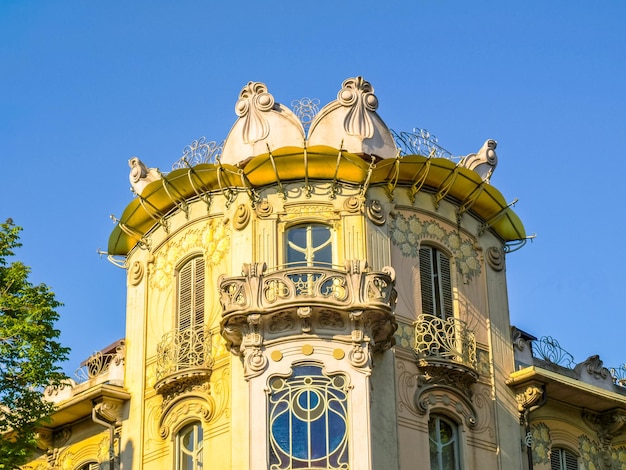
xmin=1 ymin=1 xmax=625 ymax=375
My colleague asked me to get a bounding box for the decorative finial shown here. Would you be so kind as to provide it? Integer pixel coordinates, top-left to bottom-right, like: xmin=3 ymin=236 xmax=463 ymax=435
xmin=337 ymin=76 xmax=378 ymax=140
xmin=129 ymin=157 xmax=161 ymax=196
xmin=459 ymin=139 xmax=498 ymax=183
xmin=235 ymin=82 xmax=276 ymax=145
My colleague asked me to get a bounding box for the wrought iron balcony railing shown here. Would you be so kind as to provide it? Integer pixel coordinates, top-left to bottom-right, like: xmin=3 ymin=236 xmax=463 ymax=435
xmin=414 ymin=313 xmax=477 ymax=371
xmin=74 ymin=340 xmax=125 ymax=384
xmin=155 ymin=326 xmax=214 ymax=396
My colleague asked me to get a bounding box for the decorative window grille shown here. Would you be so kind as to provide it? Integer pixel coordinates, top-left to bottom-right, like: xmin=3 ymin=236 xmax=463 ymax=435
xmin=550 ymin=448 xmax=578 ymax=470
xmin=178 ymin=257 xmax=205 ymax=332
xmin=176 ymin=422 xmax=203 ymax=470
xmin=268 ymin=363 xmax=349 ymax=469
xmin=419 ymin=247 xmax=453 ymax=320
xmin=286 ymin=224 xmax=333 ymax=268
xmin=429 ymin=414 xmax=461 ymax=470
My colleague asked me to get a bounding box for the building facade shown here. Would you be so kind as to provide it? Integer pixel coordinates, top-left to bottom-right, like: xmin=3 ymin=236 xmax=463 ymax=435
xmin=22 ymin=77 xmax=626 ymax=469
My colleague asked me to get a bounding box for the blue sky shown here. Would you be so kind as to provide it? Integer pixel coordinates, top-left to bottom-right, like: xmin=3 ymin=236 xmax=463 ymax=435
xmin=1 ymin=1 xmax=625 ymax=374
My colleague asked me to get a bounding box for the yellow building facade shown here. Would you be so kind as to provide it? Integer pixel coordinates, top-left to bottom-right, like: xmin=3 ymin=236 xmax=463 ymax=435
xmin=22 ymin=77 xmax=626 ymax=470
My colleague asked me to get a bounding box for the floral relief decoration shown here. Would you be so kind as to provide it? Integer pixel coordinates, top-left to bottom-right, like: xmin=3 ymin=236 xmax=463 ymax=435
xmin=580 ymin=435 xmax=601 ymax=470
xmin=394 ymin=321 xmax=414 ymax=349
xmin=390 ymin=213 xmax=481 ymax=282
xmin=150 ymin=220 xmax=230 ymax=291
xmin=530 ymin=422 xmax=551 ymax=464
xmin=610 ymin=444 xmax=626 ymax=469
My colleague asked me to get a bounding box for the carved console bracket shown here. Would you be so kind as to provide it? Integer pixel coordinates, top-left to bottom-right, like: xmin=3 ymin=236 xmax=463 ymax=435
xmin=513 ymin=381 xmax=546 ymax=425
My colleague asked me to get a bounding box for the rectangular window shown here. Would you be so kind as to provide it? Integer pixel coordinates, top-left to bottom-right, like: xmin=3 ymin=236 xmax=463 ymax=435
xmin=419 ymin=247 xmax=453 ymax=320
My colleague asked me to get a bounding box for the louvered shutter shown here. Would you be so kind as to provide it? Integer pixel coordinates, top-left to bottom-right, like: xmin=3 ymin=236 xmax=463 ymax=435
xmin=178 ymin=261 xmax=193 ymax=332
xmin=194 ymin=257 xmax=205 ymax=330
xmin=551 ymin=448 xmax=578 ymax=470
xmin=437 ymin=251 xmax=453 ymax=320
xmin=178 ymin=257 xmax=205 ymax=332
xmin=419 ymin=247 xmax=435 ymax=316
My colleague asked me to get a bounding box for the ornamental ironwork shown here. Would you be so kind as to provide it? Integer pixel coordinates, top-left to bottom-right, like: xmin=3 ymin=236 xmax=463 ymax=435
xmin=171 ymin=137 xmax=224 ymax=170
xmin=610 ymin=365 xmax=626 ymax=387
xmin=413 ymin=314 xmax=477 ymax=369
xmin=74 ymin=340 xmax=126 ymax=383
xmin=155 ymin=326 xmax=214 ymax=384
xmin=268 ymin=363 xmax=349 ymax=469
xmin=291 ymin=98 xmax=320 ymax=133
xmin=392 ymin=128 xmax=457 ymax=161
xmin=532 ymin=336 xmax=575 ymax=369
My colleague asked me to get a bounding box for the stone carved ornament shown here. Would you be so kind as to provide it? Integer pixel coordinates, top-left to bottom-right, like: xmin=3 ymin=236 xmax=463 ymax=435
xmin=235 ymin=82 xmax=275 ymax=145
xmin=337 ymin=76 xmax=379 ymax=140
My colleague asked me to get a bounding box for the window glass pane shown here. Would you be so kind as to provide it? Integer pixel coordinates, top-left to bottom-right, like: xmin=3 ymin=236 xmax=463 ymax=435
xmin=429 ymin=415 xmax=459 ymax=470
xmin=177 ymin=423 xmax=203 ymax=470
xmin=286 ymin=225 xmax=332 ymax=267
xmin=269 ymin=364 xmax=349 ymax=469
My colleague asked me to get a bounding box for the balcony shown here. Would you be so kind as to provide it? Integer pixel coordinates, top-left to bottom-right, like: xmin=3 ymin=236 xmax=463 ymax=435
xmin=413 ymin=314 xmax=478 ymax=391
xmin=155 ymin=326 xmax=214 ymax=398
xmin=218 ymin=261 xmax=397 ymax=353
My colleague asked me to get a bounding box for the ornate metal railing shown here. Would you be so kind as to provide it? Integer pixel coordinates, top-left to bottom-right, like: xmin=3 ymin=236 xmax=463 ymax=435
xmin=391 ymin=128 xmax=457 ymax=161
xmin=532 ymin=336 xmax=575 ymax=369
xmin=155 ymin=326 xmax=214 ymax=383
xmin=413 ymin=314 xmax=477 ymax=369
xmin=171 ymin=137 xmax=224 ymax=170
xmin=219 ymin=262 xmax=396 ymax=315
xmin=610 ymin=365 xmax=626 ymax=387
xmin=75 ymin=341 xmax=126 ymax=383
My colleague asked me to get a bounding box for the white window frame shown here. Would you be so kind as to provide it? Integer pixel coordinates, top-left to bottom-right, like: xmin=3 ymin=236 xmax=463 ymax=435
xmin=429 ymin=414 xmax=461 ymax=470
xmin=175 ymin=421 xmax=204 ymax=470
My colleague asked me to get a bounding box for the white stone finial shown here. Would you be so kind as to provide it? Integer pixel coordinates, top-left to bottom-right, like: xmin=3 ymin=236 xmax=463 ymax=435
xmin=459 ymin=139 xmax=498 ymax=183
xmin=221 ymin=81 xmax=305 ymax=165
xmin=129 ymin=157 xmax=161 ymax=196
xmin=235 ymin=82 xmax=276 ymax=145
xmin=337 ymin=76 xmax=379 ymax=140
xmin=308 ymin=76 xmax=396 ymax=159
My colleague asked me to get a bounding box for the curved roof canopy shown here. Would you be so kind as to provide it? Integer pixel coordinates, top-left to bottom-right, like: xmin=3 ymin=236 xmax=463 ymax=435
xmin=111 ymin=77 xmax=524 ymax=256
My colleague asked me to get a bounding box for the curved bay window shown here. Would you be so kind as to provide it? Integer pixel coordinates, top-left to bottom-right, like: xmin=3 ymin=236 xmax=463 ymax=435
xmin=286 ymin=224 xmax=333 ymax=268
xmin=419 ymin=246 xmax=453 ymax=320
xmin=268 ymin=363 xmax=349 ymax=469
xmin=429 ymin=414 xmax=461 ymax=470
xmin=176 ymin=422 xmax=203 ymax=470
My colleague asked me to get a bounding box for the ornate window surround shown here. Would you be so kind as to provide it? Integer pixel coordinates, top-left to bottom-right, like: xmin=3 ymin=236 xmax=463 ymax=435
xmin=248 ymin=342 xmax=372 ymax=470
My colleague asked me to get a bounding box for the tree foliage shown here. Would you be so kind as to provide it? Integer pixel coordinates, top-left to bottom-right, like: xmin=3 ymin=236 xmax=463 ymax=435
xmin=0 ymin=220 xmax=69 ymax=468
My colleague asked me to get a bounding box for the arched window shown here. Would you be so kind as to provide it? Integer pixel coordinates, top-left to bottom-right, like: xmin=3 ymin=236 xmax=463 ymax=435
xmin=286 ymin=224 xmax=333 ymax=267
xmin=429 ymin=414 xmax=461 ymax=470
xmin=419 ymin=246 xmax=453 ymax=320
xmin=268 ymin=363 xmax=349 ymax=468
xmin=177 ymin=256 xmax=205 ymax=333
xmin=176 ymin=422 xmax=203 ymax=470
xmin=550 ymin=447 xmax=578 ymax=470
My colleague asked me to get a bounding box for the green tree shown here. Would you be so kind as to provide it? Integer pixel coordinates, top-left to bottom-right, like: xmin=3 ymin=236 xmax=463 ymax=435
xmin=0 ymin=219 xmax=69 ymax=468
